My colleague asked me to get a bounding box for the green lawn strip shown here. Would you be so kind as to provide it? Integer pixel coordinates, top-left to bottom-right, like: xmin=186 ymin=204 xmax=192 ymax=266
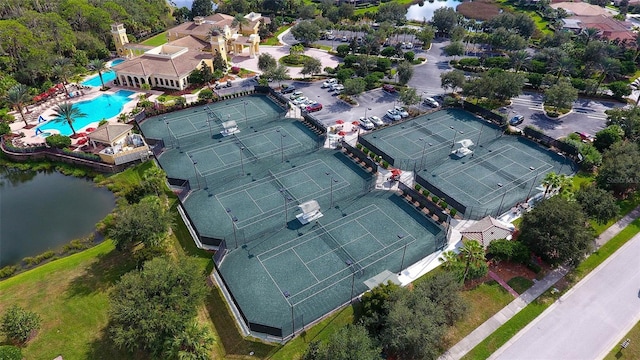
xmin=604 ymin=321 xmax=640 ymax=360
xmin=462 ymin=301 xmax=548 ymax=360
xmin=140 ymin=32 xmax=168 ymax=46
xmin=268 ymin=306 xmax=356 ymax=360
xmin=263 ymin=26 xmax=292 ymax=46
xmin=0 ymin=241 xmax=136 ymax=360
xmin=354 ymin=0 xmax=414 ymax=15
xmin=506 ymin=276 xmax=534 ymax=295
xmin=463 ymin=218 xmax=640 ymax=359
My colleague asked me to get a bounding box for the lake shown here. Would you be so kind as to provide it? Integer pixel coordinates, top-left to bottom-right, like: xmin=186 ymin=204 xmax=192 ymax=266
xmin=406 ymin=0 xmax=462 ymax=22
xmin=0 ymin=168 xmax=115 ymax=267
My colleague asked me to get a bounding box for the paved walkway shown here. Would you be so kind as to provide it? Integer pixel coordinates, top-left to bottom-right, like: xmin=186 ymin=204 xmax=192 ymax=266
xmin=439 ymin=205 xmax=640 ymax=360
xmin=488 ymin=270 xmax=519 ymax=298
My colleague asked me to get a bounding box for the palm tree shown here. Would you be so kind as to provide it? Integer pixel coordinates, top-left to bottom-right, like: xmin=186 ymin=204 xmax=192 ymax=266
xmin=580 ymin=27 xmax=601 ymax=46
xmin=439 ymin=250 xmax=462 ymax=273
xmin=206 ymin=26 xmax=225 ymax=42
xmin=542 ymin=171 xmax=560 ymax=197
xmin=460 ymin=240 xmax=486 ymax=283
xmin=88 ymin=59 xmax=108 ymax=90
xmin=163 ymin=321 xmax=214 ymax=360
xmin=630 ymin=78 xmax=640 ymax=107
xmin=550 ymin=56 xmax=574 ymax=82
xmin=51 ymin=64 xmax=72 ymax=96
xmin=509 ymin=50 xmax=530 ymax=73
xmin=51 ymin=102 xmax=87 ymax=136
xmin=6 ymin=84 xmax=31 ymax=127
xmin=232 ymin=13 xmax=249 ymax=35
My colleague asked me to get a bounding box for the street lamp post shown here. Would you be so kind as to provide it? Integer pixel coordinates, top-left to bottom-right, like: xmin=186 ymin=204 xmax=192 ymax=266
xmin=364 ymin=107 xmax=371 ymax=119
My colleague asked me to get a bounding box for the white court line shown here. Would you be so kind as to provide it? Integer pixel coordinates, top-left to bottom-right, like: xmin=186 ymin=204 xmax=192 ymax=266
xmin=256 ymin=256 xmax=292 ymax=304
xmin=293 ymin=250 xmax=320 ymax=282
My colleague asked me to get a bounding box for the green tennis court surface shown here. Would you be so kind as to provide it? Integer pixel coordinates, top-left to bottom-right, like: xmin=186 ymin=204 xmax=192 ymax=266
xmin=361 ymin=109 xmax=575 ymax=218
xmin=139 ymin=94 xmax=445 ymax=338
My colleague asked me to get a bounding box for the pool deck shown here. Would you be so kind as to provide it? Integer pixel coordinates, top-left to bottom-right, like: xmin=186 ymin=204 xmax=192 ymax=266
xmin=8 ymin=85 xmax=152 ymax=147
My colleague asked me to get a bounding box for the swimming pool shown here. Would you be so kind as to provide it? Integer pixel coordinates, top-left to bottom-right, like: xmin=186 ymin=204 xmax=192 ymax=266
xmin=37 ymin=90 xmax=136 ymax=136
xmin=81 ymin=59 xmax=125 ymax=87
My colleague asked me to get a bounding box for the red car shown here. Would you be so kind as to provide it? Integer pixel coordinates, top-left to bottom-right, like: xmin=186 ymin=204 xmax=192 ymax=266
xmin=306 ymin=103 xmax=323 ymax=112
xmin=383 ymin=84 xmax=396 ymax=93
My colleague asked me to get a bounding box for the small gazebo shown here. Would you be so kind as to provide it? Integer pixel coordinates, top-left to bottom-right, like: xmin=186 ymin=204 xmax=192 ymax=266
xmin=87 ymin=123 xmax=150 ymax=165
xmin=460 ymin=216 xmax=514 ymax=248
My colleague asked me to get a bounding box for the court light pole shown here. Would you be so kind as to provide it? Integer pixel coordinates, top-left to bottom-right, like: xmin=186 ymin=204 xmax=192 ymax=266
xmin=279 ymin=189 xmax=293 ymax=227
xmin=325 ymin=172 xmax=339 ymax=208
xmin=276 ymin=129 xmax=286 ymax=163
xmin=189 ymin=155 xmax=201 ymax=189
xmin=206 ymin=117 xmax=213 ymax=138
xmin=526 ymin=172 xmax=540 ymax=202
xmin=398 ymin=233 xmax=407 ymax=271
xmin=164 ymin=118 xmax=171 ymax=145
xmin=419 ymin=137 xmax=428 ymax=170
xmin=226 ymin=208 xmax=239 ymax=249
xmin=451 ymin=126 xmax=457 ymax=148
xmin=239 ymin=146 xmax=245 ymax=176
xmin=243 ymin=100 xmax=248 ymax=128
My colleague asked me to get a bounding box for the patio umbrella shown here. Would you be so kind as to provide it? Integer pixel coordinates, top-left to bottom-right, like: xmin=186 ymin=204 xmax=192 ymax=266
xmin=338 ymin=131 xmax=346 ymax=136
xmin=336 ymin=119 xmax=345 ymax=124
xmin=85 ymin=127 xmax=96 ymax=132
xmin=391 ymin=169 xmax=402 ymax=176
xmin=77 ymin=132 xmax=87 ymax=137
xmin=351 ymin=121 xmax=360 ymax=125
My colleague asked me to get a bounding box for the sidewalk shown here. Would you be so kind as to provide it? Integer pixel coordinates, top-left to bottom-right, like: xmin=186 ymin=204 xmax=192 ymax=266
xmin=439 ymin=205 xmax=640 ymax=360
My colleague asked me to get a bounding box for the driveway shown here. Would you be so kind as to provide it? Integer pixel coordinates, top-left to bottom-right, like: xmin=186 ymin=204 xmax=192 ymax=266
xmin=507 ymin=92 xmax=622 ymax=139
xmin=407 ymin=39 xmax=453 ymax=99
xmin=489 ymin=233 xmax=640 ymax=360
xmin=230 ymin=45 xmax=341 ymax=79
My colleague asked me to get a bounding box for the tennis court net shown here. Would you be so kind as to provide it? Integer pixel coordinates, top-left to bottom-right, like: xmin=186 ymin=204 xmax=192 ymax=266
xmin=479 ymin=158 xmax=529 ymax=189
xmin=314 ymin=222 xmax=362 ymax=275
xmin=268 ymin=170 xmax=297 ymax=202
xmin=232 ymin=134 xmax=258 ymax=160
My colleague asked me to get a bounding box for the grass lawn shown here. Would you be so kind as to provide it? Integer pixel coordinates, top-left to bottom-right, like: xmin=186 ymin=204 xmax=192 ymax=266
xmin=140 ymin=32 xmax=167 ymax=46
xmin=506 ymin=276 xmax=534 ymax=295
xmin=604 ymin=321 xmax=640 ymax=359
xmin=0 ymin=241 xmax=137 ymax=360
xmin=263 ymin=26 xmax=291 ymax=46
xmin=444 ymin=281 xmax=514 ymax=348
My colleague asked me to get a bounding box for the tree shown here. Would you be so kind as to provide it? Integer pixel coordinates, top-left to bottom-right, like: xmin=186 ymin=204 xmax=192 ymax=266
xmin=5 ymin=84 xmax=31 ymax=127
xmin=440 ymin=70 xmax=466 ymax=93
xmin=257 ymin=53 xmax=277 ymax=73
xmin=0 ymin=305 xmax=41 ymax=346
xmin=376 ymin=2 xmax=407 ymax=24
xmin=359 ymin=281 xmax=401 ymax=335
xmin=265 ymin=64 xmax=290 ymax=88
xmin=543 ymin=79 xmax=578 ymax=110
xmin=605 ymin=106 xmax=640 ymax=141
xmin=88 ymin=59 xmax=108 ymax=90
xmin=108 ymin=197 xmax=172 ymax=250
xmin=417 ymin=25 xmax=435 ymax=49
xmin=305 ymin=325 xmax=381 ymax=360
xmin=440 ymin=240 xmax=487 ymax=282
xmin=336 ymin=44 xmax=351 ymax=57
xmin=291 ymin=21 xmax=321 ymax=45
xmin=509 ymin=50 xmax=530 ymax=73
xmin=463 ymin=69 xmax=526 ymax=101
xmin=301 ymin=57 xmax=322 ymax=78
xmin=487 ymin=239 xmax=530 ymax=264
xmin=51 ymin=102 xmax=87 ymax=136
xmin=593 ymin=125 xmax=624 ymax=152
xmin=596 ymin=141 xmax=640 ymax=195
xmin=191 ymin=0 xmax=213 ymax=17
xmin=575 ymin=185 xmax=619 ymax=225
xmin=443 ymin=41 xmax=465 ymax=58
xmin=399 ymin=87 xmax=421 ymax=108
xmin=579 ymin=27 xmax=601 ymax=46
xmin=232 ymin=13 xmax=249 ymax=34
xmin=519 ymin=196 xmax=593 ymax=266
xmin=298 ymin=5 xmax=316 ymax=20
xmin=51 ymin=63 xmax=72 ymax=96
xmin=432 ymin=7 xmax=459 ymax=36
xmin=162 ymin=321 xmax=214 ymax=360
xmin=109 ymin=256 xmax=206 ymax=355
xmin=608 ymin=81 xmax=631 ymax=100
xmin=45 ymin=134 xmax=71 ymax=149
xmin=343 ymin=78 xmax=366 ymax=96
xmin=396 ymin=61 xmax=413 ymax=85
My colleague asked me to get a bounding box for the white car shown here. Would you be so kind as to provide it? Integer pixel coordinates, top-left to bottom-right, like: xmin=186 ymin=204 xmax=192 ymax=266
xmin=299 ymin=100 xmax=316 ymax=109
xmin=330 ymin=84 xmax=344 ymax=92
xmin=359 ymin=116 xmax=374 ymax=130
xmin=394 ymin=106 xmax=409 ymax=118
xmin=386 ymin=109 xmax=401 ymax=121
xmin=322 ymin=79 xmax=338 ymax=88
xmin=289 ymin=90 xmax=303 ymax=100
xmin=424 ymin=97 xmax=439 ymax=108
xmin=292 ymin=96 xmax=308 ymax=105
xmin=368 ymin=116 xmax=384 ymax=127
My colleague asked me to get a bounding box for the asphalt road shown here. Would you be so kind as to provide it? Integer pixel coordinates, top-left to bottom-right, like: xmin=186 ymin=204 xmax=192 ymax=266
xmin=507 ymin=92 xmax=624 ymax=139
xmin=489 ymin=233 xmax=640 ymax=360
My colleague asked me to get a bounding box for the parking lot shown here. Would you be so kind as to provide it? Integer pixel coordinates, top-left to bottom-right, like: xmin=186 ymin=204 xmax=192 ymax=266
xmin=279 ymin=80 xmax=408 ymax=128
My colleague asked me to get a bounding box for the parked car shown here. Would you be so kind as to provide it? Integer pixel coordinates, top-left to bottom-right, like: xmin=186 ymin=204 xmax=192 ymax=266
xmin=360 ymin=117 xmax=374 ymax=130
xmin=423 ymin=97 xmax=439 ymax=108
xmin=289 ymin=90 xmax=303 ymax=99
xmin=383 ymin=84 xmax=396 ymax=93
xmin=342 ymin=35 xmax=349 ymax=42
xmin=331 ymin=84 xmax=344 ymax=92
xmin=225 ymin=80 xmax=232 ymax=87
xmin=322 ymin=79 xmax=338 ymax=88
xmin=281 ymin=85 xmax=296 ymax=94
xmin=292 ymin=96 xmax=308 ymax=105
xmin=394 ymin=106 xmax=409 ymax=118
xmin=306 ymin=103 xmax=323 ymax=112
xmin=509 ymin=115 xmax=524 ymax=126
xmin=299 ymin=100 xmax=316 ymax=109
xmin=574 ymin=131 xmax=593 ymax=142
xmin=386 ymin=109 xmax=401 ymax=121
xmin=368 ymin=116 xmax=384 ymax=127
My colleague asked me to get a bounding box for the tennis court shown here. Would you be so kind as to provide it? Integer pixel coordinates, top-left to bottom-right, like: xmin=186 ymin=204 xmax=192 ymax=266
xmin=361 ymin=109 xmax=575 ymax=218
xmin=138 ymin=94 xmax=445 ymax=339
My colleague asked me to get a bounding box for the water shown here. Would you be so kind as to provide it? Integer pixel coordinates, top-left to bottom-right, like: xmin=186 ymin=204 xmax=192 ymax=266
xmin=37 ymin=90 xmax=136 ymax=136
xmin=81 ymin=58 xmax=125 ymax=87
xmin=167 ymin=0 xmax=217 ymax=10
xmin=406 ymin=0 xmax=462 ymax=21
xmin=0 ymin=168 xmax=115 ymax=267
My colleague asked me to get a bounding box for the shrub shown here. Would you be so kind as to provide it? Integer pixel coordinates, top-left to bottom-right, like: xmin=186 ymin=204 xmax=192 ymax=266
xmin=198 ymin=88 xmax=214 ymax=100
xmin=403 ymin=51 xmax=415 ymax=62
xmin=34 ymin=251 xmax=56 ymax=264
xmin=0 ymin=345 xmax=22 ymax=360
xmin=415 ymin=184 xmax=422 ymax=191
xmin=432 ymin=195 xmax=440 ymax=203
xmin=0 ymin=122 xmax=10 ymax=136
xmin=422 ymin=189 xmax=430 ymax=197
xmin=450 ymin=208 xmax=457 ymax=217
xmin=0 ymin=305 xmax=42 ymax=345
xmin=527 ymin=261 xmax=541 ymax=273
xmin=0 ymin=265 xmax=17 ymax=279
xmin=230 ymin=66 xmax=240 ymax=74
xmin=21 ymin=257 xmax=35 ymax=266
xmin=45 ymin=134 xmax=71 ymax=149
xmin=356 ymin=143 xmax=363 ymax=150
xmin=382 ymin=161 xmax=389 ymax=169
xmin=63 ymin=238 xmax=92 ymax=253
xmin=336 ymin=44 xmax=351 ymax=57
xmin=458 ymin=58 xmax=481 ymax=67
xmin=488 ymin=239 xmax=530 ymax=264
xmin=440 ymin=201 xmax=448 ymax=210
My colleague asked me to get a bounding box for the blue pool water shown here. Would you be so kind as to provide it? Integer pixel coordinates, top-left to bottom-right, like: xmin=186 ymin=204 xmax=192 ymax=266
xmin=81 ymin=59 xmax=125 ymax=87
xmin=37 ymin=90 xmax=136 ymax=136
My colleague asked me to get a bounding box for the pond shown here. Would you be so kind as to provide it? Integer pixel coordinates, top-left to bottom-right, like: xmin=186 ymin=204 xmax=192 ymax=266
xmin=0 ymin=168 xmax=116 ymax=267
xmin=406 ymin=0 xmax=462 ymax=22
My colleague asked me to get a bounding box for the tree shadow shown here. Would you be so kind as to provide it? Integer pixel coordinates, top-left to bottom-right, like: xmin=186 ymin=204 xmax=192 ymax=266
xmin=528 ymin=113 xmax=560 ymax=132
xmin=65 ymin=243 xmax=136 ymax=298
xmin=84 ymin=323 xmax=143 ymax=360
